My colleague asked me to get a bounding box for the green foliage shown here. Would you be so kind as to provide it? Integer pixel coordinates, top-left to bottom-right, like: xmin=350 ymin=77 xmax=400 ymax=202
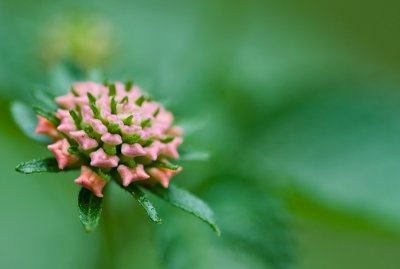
xmin=11 ymin=102 xmax=50 ymax=144
xmin=78 ymin=187 xmax=103 ymax=232
xmin=147 ymin=183 xmax=220 ymax=235
xmin=15 ymin=158 xmax=63 ymax=174
xmin=178 ymin=149 xmax=210 ymax=161
xmin=123 ymin=184 xmax=162 ymax=224
xmin=32 ymin=106 xmax=60 ymax=126
xmin=151 ymin=160 xmax=180 ymax=170
xmin=260 ymin=87 xmax=400 ymax=230
xmin=155 ymin=180 xmax=295 ymax=269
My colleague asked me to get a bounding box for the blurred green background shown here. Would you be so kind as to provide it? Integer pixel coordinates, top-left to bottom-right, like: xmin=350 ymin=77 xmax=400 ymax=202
xmin=1 ymin=0 xmax=400 ymax=268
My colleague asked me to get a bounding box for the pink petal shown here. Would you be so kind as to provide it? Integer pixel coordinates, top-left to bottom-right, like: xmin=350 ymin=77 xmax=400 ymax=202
xmin=35 ymin=116 xmax=58 ymax=139
xmin=101 ymin=133 xmax=122 ymax=145
xmin=162 ymin=137 xmax=183 ymax=159
xmin=55 ymin=93 xmax=75 ymax=108
xmin=117 ymin=164 xmax=149 ymax=187
xmin=88 ymin=118 xmax=108 ymax=134
xmin=48 ymin=139 xmax=78 ymax=169
xmin=70 ymin=130 xmax=98 ymax=150
xmin=74 ymin=166 xmax=108 ymax=197
xmin=90 ymin=148 xmax=119 ymax=167
xmin=121 ymin=143 xmax=146 ymax=157
xmin=147 ymin=166 xmax=182 ymax=188
xmin=144 ymin=141 xmax=164 ymax=160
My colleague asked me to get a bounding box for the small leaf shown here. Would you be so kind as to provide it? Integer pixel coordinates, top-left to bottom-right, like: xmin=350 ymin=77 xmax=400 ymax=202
xmin=110 ymin=97 xmax=117 ymax=114
xmin=78 ymin=187 xmax=103 ymax=232
xmin=120 ymin=96 xmax=129 ymax=104
xmin=140 ymin=118 xmax=151 ymax=128
xmin=69 ymin=109 xmax=82 ymax=128
xmin=125 ymin=80 xmax=133 ymax=91
xmin=135 ymin=95 xmax=146 ymax=107
xmin=15 ymin=158 xmax=63 ymax=174
xmin=108 ymin=83 xmax=116 ymax=97
xmin=87 ymin=92 xmax=97 ymax=104
xmin=160 ymin=136 xmax=174 ymax=144
xmin=122 ymin=115 xmax=133 ymax=125
xmin=33 ymin=106 xmax=60 ymax=126
xmin=10 ymin=102 xmax=50 ymax=144
xmin=151 ymin=160 xmax=180 ymax=171
xmin=147 ymin=184 xmax=220 ymax=235
xmin=33 ymin=90 xmax=58 ymax=110
xmin=123 ymin=184 xmax=162 ymax=223
xmin=153 ymin=107 xmax=160 ymax=117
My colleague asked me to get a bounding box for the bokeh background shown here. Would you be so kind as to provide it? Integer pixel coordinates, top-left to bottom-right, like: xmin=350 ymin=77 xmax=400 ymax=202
xmin=1 ymin=0 xmax=400 ymax=268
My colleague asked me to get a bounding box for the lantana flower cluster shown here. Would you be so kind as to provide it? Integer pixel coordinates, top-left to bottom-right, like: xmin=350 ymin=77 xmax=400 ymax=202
xmin=35 ymin=82 xmax=183 ymax=197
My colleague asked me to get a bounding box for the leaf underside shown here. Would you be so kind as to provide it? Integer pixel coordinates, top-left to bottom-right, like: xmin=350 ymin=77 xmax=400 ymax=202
xmin=147 ymin=183 xmax=221 ymax=235
xmin=10 ymin=101 xmax=50 ymax=144
xmin=78 ymin=187 xmax=103 ymax=232
xmin=15 ymin=158 xmax=63 ymax=174
xmin=124 ymin=184 xmax=162 ymax=224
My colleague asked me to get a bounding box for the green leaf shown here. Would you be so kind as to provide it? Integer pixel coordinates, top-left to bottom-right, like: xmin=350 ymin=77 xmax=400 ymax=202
xmin=155 ymin=180 xmax=295 ymax=269
xmin=160 ymin=136 xmax=174 ymax=144
xmin=32 ymin=106 xmax=60 ymax=126
xmin=33 ymin=89 xmax=58 ymax=110
xmin=10 ymin=102 xmax=51 ymax=144
xmin=179 ymin=149 xmax=210 ymax=161
xmin=135 ymin=95 xmax=145 ymax=107
xmin=123 ymin=184 xmax=162 ymax=224
xmin=147 ymin=183 xmax=220 ymax=235
xmin=125 ymin=80 xmax=133 ymax=91
xmin=151 ymin=160 xmax=180 ymax=170
xmin=49 ymin=64 xmax=76 ymax=96
xmin=260 ymin=87 xmax=400 ymax=231
xmin=110 ymin=97 xmax=117 ymax=114
xmin=15 ymin=158 xmax=63 ymax=174
xmin=140 ymin=118 xmax=151 ymax=128
xmin=153 ymin=107 xmax=160 ymax=117
xmin=122 ymin=115 xmax=133 ymax=125
xmin=78 ymin=187 xmax=103 ymax=232
xmin=108 ymin=83 xmax=116 ymax=97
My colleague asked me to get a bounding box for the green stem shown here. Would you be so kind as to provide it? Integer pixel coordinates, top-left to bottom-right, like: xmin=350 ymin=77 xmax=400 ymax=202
xmin=96 ymin=190 xmax=116 ymax=269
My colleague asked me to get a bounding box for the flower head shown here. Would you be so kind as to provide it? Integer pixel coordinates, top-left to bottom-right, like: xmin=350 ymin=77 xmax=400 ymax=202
xmin=36 ymin=81 xmax=183 ymax=194
xmin=16 ymin=80 xmax=221 ymax=235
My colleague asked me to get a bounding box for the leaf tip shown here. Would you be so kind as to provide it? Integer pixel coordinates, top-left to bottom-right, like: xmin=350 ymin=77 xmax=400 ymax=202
xmin=213 ymin=225 xmax=221 ymax=237
xmin=83 ymin=224 xmax=97 ymax=233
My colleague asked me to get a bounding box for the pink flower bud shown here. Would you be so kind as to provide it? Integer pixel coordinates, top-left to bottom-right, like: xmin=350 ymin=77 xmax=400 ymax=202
xmin=162 ymin=137 xmax=183 ymax=159
xmin=147 ymin=166 xmax=183 ymax=188
xmin=35 ymin=116 xmax=58 ymax=140
xmin=57 ymin=118 xmax=76 ymax=134
xmin=117 ymin=164 xmax=149 ymax=186
xmin=70 ymin=130 xmax=98 ymax=150
xmin=48 ymin=139 xmax=78 ymax=169
xmin=121 ymin=143 xmax=146 ymax=157
xmin=101 ymin=133 xmax=122 ymax=145
xmin=121 ymin=125 xmax=142 ymax=135
xmin=73 ymin=82 xmax=105 ymax=96
xmin=145 ymin=141 xmax=164 ymax=160
xmin=75 ymin=166 xmax=108 ymax=197
xmin=81 ymin=105 xmax=94 ymax=121
xmin=55 ymin=93 xmax=76 ymax=108
xmin=88 ymin=118 xmax=108 ymax=134
xmin=41 ymin=81 xmax=184 ymax=190
xmin=90 ymin=148 xmax=119 ymax=167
